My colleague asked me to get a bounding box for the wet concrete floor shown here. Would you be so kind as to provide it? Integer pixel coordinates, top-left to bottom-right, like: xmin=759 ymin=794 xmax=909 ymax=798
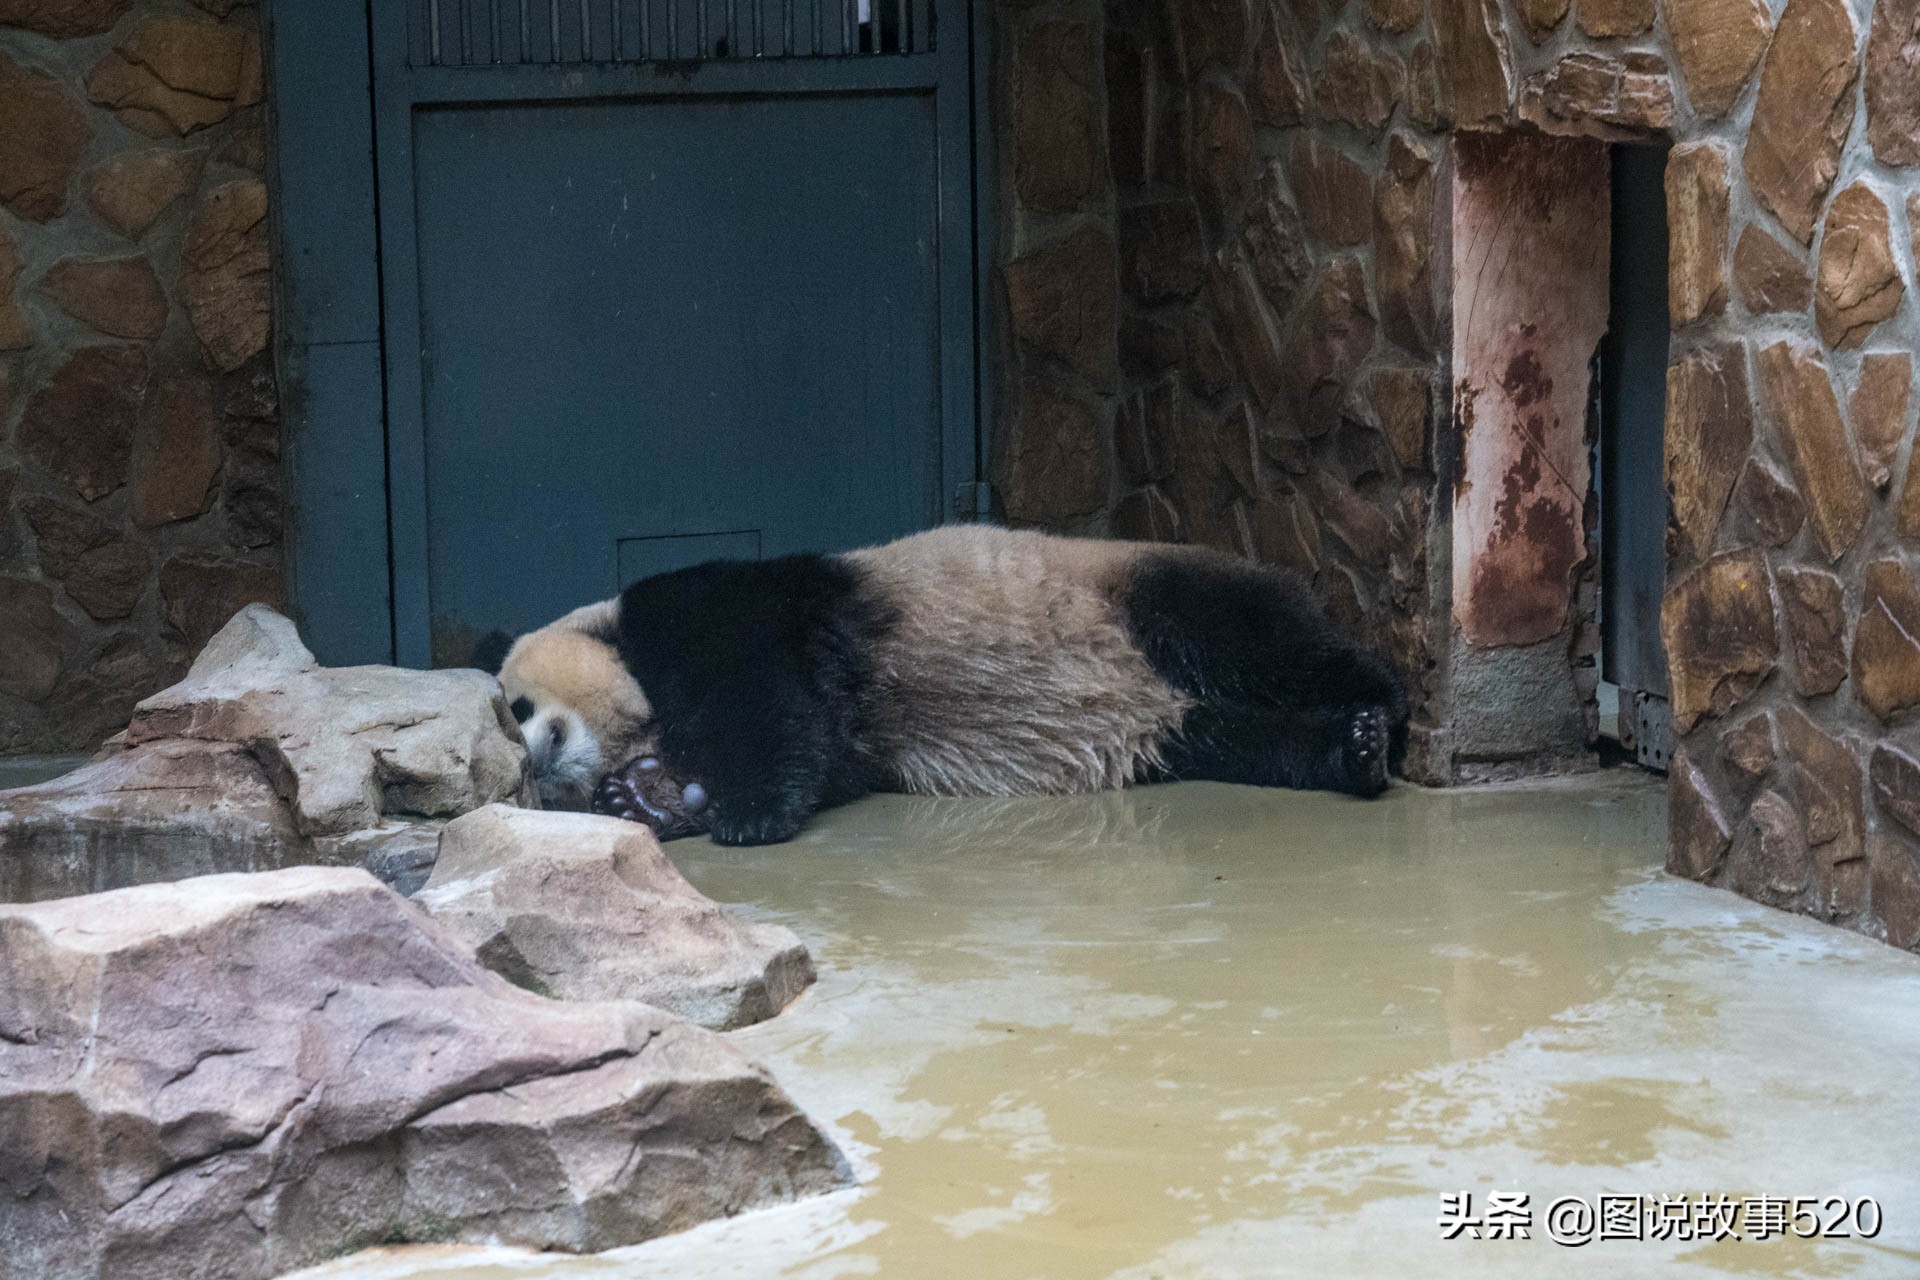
xmin=293 ymin=772 xmax=1920 ymax=1278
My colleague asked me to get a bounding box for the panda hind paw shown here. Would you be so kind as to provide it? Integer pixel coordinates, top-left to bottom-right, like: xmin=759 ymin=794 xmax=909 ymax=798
xmin=1341 ymin=706 xmax=1393 ymax=797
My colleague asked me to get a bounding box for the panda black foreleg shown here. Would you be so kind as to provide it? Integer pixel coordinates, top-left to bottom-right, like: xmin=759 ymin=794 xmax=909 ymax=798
xmin=702 ymin=750 xmax=832 ymax=847
xmin=1160 ymin=698 xmax=1397 ymax=797
xmin=649 ymin=681 xmax=874 ymax=846
xmin=593 ymin=741 xmax=832 ymax=845
xmin=612 ymin=552 xmax=884 ymax=845
xmin=645 ymin=716 xmax=820 ymax=847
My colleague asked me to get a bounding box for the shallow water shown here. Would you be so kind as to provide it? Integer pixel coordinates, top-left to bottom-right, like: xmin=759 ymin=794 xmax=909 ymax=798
xmin=0 ymin=755 xmax=87 ymax=790
xmin=293 ymin=774 xmax=1920 ymax=1278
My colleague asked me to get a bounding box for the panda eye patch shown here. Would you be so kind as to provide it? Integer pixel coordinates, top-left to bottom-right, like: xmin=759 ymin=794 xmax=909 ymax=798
xmin=509 ymin=696 xmax=535 ymax=723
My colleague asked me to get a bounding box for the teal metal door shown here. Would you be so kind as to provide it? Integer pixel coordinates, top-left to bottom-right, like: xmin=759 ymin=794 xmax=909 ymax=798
xmin=369 ymin=0 xmax=979 ymax=666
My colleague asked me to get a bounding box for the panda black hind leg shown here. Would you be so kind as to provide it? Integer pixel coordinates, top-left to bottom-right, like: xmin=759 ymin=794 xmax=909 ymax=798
xmin=1159 ymin=698 xmax=1397 ymax=797
xmin=1125 ymin=549 xmax=1410 ymax=796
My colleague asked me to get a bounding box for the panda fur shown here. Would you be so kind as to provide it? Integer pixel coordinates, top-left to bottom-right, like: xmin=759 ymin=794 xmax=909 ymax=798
xmin=488 ymin=525 xmax=1410 ymax=846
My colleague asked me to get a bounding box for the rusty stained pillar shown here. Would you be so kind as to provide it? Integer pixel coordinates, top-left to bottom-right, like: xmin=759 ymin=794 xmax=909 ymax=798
xmin=1438 ymin=132 xmax=1612 ymax=778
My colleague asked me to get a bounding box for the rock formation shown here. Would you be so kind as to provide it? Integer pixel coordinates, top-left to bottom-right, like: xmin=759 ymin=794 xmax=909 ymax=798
xmin=0 ymin=866 xmax=852 ymax=1279
xmin=0 ymin=605 xmax=531 ymax=900
xmin=417 ymin=805 xmax=815 ymax=1030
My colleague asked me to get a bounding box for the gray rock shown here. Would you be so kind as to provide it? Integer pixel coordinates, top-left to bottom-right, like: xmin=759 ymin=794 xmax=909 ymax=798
xmin=126 ymin=605 xmax=532 ymax=837
xmin=0 ymin=738 xmax=304 ymax=901
xmin=327 ymin=821 xmax=445 ymax=897
xmin=0 ymin=866 xmax=852 ymax=1280
xmin=417 ymin=805 xmax=815 ymax=1030
xmin=0 ymin=606 xmax=534 ymax=901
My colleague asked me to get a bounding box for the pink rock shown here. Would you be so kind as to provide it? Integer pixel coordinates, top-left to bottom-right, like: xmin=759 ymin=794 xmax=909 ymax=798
xmin=0 ymin=867 xmax=851 ymax=1279
xmin=417 ymin=805 xmax=815 ymax=1030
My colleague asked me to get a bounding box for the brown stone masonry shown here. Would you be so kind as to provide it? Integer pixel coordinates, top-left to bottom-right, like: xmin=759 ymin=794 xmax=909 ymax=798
xmin=0 ymin=1 xmax=280 ymax=755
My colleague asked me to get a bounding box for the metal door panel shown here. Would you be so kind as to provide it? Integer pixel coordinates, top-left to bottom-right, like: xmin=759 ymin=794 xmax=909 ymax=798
xmin=370 ymin=0 xmax=977 ymax=667
xmin=618 ymin=531 xmax=762 ymax=584
xmin=411 ymin=95 xmax=941 ymax=660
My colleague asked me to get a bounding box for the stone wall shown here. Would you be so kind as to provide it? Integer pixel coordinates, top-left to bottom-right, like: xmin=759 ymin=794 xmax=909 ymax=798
xmin=994 ymin=0 xmax=1920 ymax=953
xmin=1654 ymin=0 xmax=1920 ymax=954
xmin=0 ymin=0 xmax=279 ymax=755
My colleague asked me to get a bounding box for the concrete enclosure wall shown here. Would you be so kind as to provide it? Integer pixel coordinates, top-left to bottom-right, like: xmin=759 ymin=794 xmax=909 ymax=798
xmin=991 ymin=0 xmax=1920 ymax=954
xmin=0 ymin=0 xmax=282 ymax=755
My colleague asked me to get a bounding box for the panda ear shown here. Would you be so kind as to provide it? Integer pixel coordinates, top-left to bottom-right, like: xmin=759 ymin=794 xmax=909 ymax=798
xmin=471 ymin=630 xmax=514 ymax=675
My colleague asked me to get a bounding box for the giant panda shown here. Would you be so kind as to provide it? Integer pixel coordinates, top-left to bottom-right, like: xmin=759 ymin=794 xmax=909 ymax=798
xmin=483 ymin=525 xmax=1410 ymax=846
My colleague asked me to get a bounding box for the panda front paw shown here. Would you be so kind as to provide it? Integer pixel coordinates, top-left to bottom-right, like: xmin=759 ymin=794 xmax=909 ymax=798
xmin=592 ymin=756 xmax=712 ymax=840
xmin=1340 ymin=706 xmax=1393 ymax=797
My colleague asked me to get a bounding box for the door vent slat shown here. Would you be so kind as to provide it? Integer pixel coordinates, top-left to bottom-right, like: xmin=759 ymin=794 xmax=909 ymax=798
xmin=417 ymin=0 xmax=929 ymax=66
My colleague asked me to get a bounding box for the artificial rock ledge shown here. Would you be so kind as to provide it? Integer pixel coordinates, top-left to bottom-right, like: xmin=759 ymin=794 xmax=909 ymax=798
xmin=0 ymin=867 xmax=853 ymax=1280
xmin=417 ymin=805 xmax=816 ymax=1030
xmin=0 ymin=605 xmax=820 ymax=1033
xmin=0 ymin=605 xmax=533 ymax=900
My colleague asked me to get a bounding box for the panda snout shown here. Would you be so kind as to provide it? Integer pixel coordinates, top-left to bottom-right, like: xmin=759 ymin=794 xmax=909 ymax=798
xmin=518 ymin=709 xmax=604 ymax=811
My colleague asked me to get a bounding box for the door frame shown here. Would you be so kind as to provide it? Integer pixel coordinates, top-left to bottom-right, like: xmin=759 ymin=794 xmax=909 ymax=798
xmin=268 ymin=0 xmax=992 ymax=667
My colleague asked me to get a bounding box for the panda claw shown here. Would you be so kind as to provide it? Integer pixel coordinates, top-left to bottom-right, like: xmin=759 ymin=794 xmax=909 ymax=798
xmin=711 ymin=809 xmax=805 ymax=847
xmin=1350 ymin=708 xmax=1383 ymax=759
xmin=1342 ymin=706 xmax=1392 ymax=796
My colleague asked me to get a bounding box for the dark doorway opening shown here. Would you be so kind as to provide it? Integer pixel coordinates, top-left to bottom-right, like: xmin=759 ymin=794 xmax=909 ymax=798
xmin=1596 ymin=142 xmax=1672 ymax=772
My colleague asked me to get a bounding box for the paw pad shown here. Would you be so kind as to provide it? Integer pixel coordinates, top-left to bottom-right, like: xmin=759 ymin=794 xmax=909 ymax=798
xmin=591 ymin=757 xmax=711 ymax=839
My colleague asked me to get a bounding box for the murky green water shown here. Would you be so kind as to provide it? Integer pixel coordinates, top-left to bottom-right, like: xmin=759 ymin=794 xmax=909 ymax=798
xmin=293 ymin=775 xmax=1920 ymax=1278
xmin=0 ymin=755 xmax=87 ymax=790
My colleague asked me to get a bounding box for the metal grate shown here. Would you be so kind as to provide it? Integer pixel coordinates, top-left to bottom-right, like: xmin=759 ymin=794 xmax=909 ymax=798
xmin=415 ymin=0 xmax=934 ymax=66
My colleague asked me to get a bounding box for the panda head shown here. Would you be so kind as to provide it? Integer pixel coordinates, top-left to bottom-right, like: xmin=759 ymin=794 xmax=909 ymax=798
xmin=480 ymin=600 xmax=653 ymax=810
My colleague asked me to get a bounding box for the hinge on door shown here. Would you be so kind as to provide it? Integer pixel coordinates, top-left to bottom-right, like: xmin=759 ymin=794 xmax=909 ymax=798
xmin=952 ymin=481 xmax=999 ymax=523
xmin=1628 ymin=690 xmax=1672 ymax=774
